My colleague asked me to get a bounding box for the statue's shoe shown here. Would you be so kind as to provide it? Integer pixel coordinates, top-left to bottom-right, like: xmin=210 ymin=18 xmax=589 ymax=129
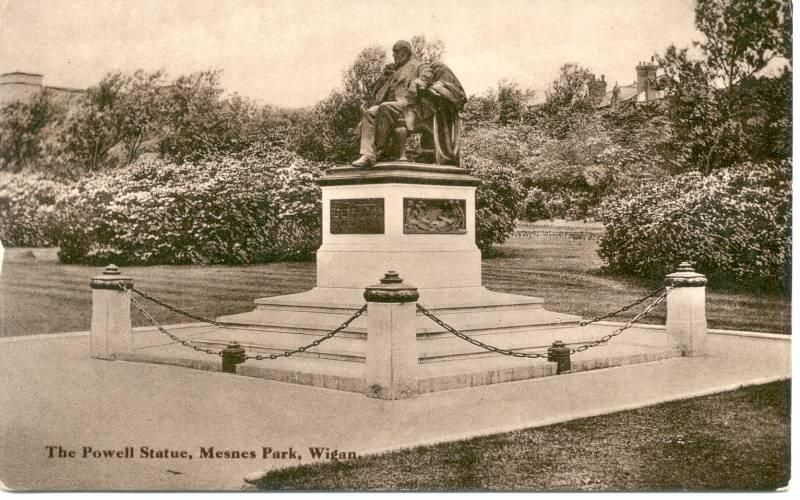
xmin=351 ymin=155 xmax=375 ymax=167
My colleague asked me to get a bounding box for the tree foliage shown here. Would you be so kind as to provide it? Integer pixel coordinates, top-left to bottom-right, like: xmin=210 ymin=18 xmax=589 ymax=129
xmin=62 ymin=70 xmax=166 ymax=172
xmin=0 ymin=92 xmax=63 ymax=172
xmin=659 ymin=0 xmax=791 ymax=173
xmin=534 ymin=63 xmax=596 ymax=139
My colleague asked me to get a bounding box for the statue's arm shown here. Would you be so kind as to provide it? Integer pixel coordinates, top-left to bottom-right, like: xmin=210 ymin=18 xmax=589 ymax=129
xmin=408 ymin=62 xmax=433 ymax=96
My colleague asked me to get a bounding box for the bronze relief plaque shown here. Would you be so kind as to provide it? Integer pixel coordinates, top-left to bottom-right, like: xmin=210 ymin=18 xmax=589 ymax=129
xmin=330 ymin=198 xmax=385 ymax=234
xmin=403 ymin=198 xmax=467 ymax=234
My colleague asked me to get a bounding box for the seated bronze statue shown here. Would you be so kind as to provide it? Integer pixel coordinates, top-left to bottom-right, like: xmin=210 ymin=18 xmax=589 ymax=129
xmin=352 ymin=39 xmax=466 ymax=168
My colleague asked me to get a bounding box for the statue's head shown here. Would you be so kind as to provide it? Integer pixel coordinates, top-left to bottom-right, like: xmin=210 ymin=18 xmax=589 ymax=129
xmin=392 ymin=40 xmax=413 ymax=65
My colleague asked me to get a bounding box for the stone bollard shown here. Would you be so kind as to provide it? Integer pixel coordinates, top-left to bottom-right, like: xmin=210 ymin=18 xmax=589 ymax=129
xmin=547 ymin=340 xmax=572 ymax=374
xmin=363 ymin=271 xmax=420 ymax=400
xmin=664 ymin=262 xmax=707 ymax=356
xmin=89 ymin=264 xmax=134 ymax=360
xmin=221 ymin=341 xmax=246 ymax=373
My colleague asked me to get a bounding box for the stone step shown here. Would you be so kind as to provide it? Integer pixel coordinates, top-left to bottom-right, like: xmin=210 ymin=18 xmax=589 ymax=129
xmin=121 ymin=326 xmax=682 ymax=395
xmin=180 ymin=323 xmax=647 ymax=364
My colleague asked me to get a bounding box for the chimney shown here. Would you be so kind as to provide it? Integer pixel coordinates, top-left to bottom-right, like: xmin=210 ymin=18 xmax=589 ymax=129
xmin=588 ymin=72 xmax=607 ymax=106
xmin=635 ymin=58 xmax=659 ymax=102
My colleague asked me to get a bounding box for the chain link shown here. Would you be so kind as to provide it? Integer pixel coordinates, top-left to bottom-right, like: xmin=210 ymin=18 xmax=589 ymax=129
xmin=130 ymin=287 xmax=225 ymax=327
xmin=570 ymin=287 xmax=671 ymax=353
xmin=417 ymin=303 xmax=551 ymax=358
xmin=123 ymin=284 xmax=366 ymax=361
xmin=579 ymin=286 xmax=667 ymax=327
xmin=124 ymin=282 xmax=669 ymax=362
xmin=244 ymin=304 xmax=367 ymax=360
xmin=417 ymin=286 xmax=672 ymax=358
xmin=124 ymin=286 xmax=223 ymax=356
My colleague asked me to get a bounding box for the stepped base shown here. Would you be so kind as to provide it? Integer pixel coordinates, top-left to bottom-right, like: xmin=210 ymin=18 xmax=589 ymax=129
xmin=120 ymin=324 xmax=681 ymax=394
xmin=117 ymin=286 xmax=681 ymax=395
xmin=215 ymin=286 xmax=583 ymax=362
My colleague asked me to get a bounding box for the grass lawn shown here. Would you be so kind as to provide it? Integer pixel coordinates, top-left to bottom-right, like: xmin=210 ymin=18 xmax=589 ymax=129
xmin=1 ymin=236 xmax=790 ymax=337
xmin=256 ymin=380 xmax=791 ymax=491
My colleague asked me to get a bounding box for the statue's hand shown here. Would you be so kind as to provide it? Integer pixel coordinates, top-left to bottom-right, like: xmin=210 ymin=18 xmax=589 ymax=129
xmin=409 ymin=78 xmax=428 ymax=92
xmin=382 ymin=64 xmax=395 ymax=75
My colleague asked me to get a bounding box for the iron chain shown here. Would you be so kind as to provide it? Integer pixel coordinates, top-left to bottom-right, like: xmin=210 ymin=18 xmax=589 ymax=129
xmin=123 ymin=283 xmax=669 ymax=362
xmin=417 ymin=303 xmax=551 ymax=358
xmin=123 ymin=284 xmax=366 ymax=361
xmin=579 ymin=286 xmax=668 ymax=327
xmin=417 ymin=286 xmax=672 ymax=358
xmin=570 ymin=287 xmax=671 ymax=353
xmin=130 ymin=287 xmax=224 ymax=327
xmin=123 ymin=286 xmax=223 ymax=356
xmin=244 ymin=304 xmax=367 ymax=361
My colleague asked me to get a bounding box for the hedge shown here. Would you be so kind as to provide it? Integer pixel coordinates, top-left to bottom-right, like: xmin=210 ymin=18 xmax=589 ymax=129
xmin=56 ymin=149 xmax=324 ymax=265
xmin=0 ymin=172 xmax=67 ymax=247
xmin=598 ymin=161 xmax=791 ymax=291
xmin=3 ymin=148 xmax=527 ymax=263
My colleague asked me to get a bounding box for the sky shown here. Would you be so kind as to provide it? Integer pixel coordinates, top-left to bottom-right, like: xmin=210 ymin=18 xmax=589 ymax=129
xmin=0 ymin=0 xmax=702 ymax=108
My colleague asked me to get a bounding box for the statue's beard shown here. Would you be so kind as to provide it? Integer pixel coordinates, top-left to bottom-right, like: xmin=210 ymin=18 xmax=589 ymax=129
xmin=393 ymin=53 xmax=410 ymax=67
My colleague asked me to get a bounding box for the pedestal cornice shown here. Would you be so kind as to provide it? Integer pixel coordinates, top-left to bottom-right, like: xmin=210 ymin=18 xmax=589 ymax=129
xmin=318 ymin=162 xmax=481 ymax=187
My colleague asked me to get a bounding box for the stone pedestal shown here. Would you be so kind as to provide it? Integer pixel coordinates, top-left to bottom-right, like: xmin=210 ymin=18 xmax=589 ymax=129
xmin=665 ymin=262 xmax=707 ymax=356
xmin=317 ymin=162 xmax=481 ymax=289
xmin=89 ymin=264 xmax=133 ymax=360
xmin=219 ymin=162 xmax=582 ymax=365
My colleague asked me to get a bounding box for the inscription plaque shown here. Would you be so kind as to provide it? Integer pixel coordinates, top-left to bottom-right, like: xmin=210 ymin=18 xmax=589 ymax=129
xmin=330 ymin=198 xmax=385 ymax=234
xmin=404 ymin=198 xmax=467 ymax=234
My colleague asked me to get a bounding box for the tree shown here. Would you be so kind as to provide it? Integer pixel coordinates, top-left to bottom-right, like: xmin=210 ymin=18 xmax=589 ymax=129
xmin=535 ymin=63 xmax=596 ymax=139
xmin=0 ymin=92 xmax=62 ymax=172
xmin=659 ymin=0 xmax=791 ymax=173
xmin=157 ymin=70 xmax=226 ymax=163
xmin=496 ymin=80 xmax=532 ymax=126
xmin=461 ymin=88 xmax=499 ymax=127
xmin=411 ymin=35 xmax=445 ymax=64
xmin=62 ymin=70 xmax=166 ymax=172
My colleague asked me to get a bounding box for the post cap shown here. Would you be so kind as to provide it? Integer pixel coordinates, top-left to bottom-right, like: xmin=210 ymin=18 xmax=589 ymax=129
xmin=364 ymin=271 xmax=420 ymax=303
xmin=103 ymin=264 xmax=121 ymax=275
xmin=379 ymin=270 xmax=403 ymax=285
xmin=222 ymin=341 xmax=245 ymax=352
xmin=90 ymin=263 xmax=133 ymax=289
xmin=665 ymin=261 xmax=707 ymax=287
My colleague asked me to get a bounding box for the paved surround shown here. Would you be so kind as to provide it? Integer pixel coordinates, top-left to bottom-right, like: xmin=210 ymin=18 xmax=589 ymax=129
xmin=0 ymin=329 xmax=790 ymax=491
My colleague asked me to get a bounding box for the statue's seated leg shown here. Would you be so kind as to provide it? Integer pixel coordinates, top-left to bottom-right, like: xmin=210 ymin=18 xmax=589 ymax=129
xmin=375 ymin=102 xmax=405 ymax=161
xmin=395 ymin=127 xmax=408 ymax=162
xmin=352 ymin=106 xmax=381 ymax=167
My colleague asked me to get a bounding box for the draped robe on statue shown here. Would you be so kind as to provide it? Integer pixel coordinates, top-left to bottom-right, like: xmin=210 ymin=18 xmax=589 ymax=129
xmin=415 ymin=61 xmax=467 ymax=166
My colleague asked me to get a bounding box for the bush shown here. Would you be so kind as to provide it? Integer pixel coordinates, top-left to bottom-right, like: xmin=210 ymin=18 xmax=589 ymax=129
xmin=57 ymin=147 xmax=326 ymax=265
xmin=523 ymin=187 xmax=551 ymax=221
xmin=0 ymin=172 xmax=68 ymax=247
xmin=598 ymin=161 xmax=791 ymax=291
xmin=466 ymin=159 xmax=526 ymax=254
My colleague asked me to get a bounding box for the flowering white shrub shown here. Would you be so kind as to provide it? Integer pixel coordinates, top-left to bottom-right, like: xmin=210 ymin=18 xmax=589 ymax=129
xmin=57 ymin=147 xmax=326 ymax=264
xmin=0 ymin=172 xmax=68 ymax=247
xmin=598 ymin=161 xmax=791 ymax=290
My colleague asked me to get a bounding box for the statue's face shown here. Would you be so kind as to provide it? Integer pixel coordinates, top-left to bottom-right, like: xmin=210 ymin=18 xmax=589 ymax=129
xmin=393 ymin=47 xmax=410 ymax=66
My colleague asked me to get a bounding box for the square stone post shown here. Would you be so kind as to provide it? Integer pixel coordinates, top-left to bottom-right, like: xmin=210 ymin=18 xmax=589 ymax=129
xmin=90 ymin=264 xmax=134 ymax=360
xmin=664 ymin=262 xmax=707 ymax=356
xmin=363 ymin=271 xmax=419 ymax=399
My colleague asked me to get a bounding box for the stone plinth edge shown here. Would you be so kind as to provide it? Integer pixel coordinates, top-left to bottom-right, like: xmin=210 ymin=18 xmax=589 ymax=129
xmin=664 ymin=262 xmax=707 ymax=287
xmin=319 ymin=162 xmax=480 ymax=187
xmin=364 ymin=271 xmax=420 ymax=303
